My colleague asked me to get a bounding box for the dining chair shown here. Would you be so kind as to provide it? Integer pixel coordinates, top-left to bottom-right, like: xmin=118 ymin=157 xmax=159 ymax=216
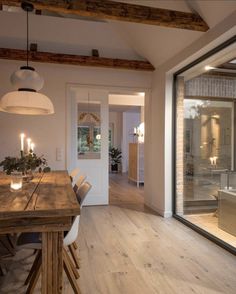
xmin=0 ymin=234 xmax=16 ymax=276
xmin=73 ymin=174 xmax=87 ymax=193
xmin=0 ymin=234 xmax=16 ymax=257
xmin=71 ymin=174 xmax=87 ymax=252
xmin=69 ymin=181 xmax=92 ymax=268
xmin=17 ymin=181 xmax=92 ymax=294
xmin=77 ymin=181 xmax=92 ymax=206
xmin=69 ymin=167 xmax=80 ymax=183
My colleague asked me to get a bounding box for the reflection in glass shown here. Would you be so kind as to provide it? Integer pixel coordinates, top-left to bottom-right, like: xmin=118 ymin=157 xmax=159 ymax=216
xmin=77 ymin=101 xmax=101 ymax=159
xmin=183 ymin=99 xmax=232 ymax=213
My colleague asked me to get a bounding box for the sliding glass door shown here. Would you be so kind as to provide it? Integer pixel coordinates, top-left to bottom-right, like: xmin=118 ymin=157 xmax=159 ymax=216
xmin=174 ymin=37 xmax=236 ymax=252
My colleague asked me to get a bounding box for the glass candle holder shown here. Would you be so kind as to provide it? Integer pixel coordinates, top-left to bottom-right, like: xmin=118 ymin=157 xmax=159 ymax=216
xmin=10 ymin=171 xmax=23 ymax=192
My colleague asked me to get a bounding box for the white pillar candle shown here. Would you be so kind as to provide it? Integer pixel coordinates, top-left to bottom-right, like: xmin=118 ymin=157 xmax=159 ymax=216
xmin=134 ymin=127 xmax=137 ymax=134
xmin=213 ymin=156 xmax=217 ymax=165
xmin=20 ymin=133 xmax=25 ymax=151
xmin=27 ymin=138 xmax=31 ymax=152
xmin=210 ymin=157 xmax=214 ymax=165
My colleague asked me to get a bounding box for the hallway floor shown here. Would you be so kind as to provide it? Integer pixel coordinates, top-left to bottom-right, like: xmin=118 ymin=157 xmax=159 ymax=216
xmin=0 ymin=174 xmax=236 ymax=293
xmin=109 ymin=173 xmax=146 ymax=212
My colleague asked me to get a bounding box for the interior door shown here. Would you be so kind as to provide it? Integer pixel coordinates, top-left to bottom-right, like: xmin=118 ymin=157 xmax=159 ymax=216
xmin=68 ymin=87 xmax=109 ymax=205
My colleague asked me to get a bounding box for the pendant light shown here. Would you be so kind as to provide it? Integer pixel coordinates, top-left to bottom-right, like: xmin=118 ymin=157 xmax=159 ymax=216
xmin=0 ymin=2 xmax=54 ymax=115
xmin=79 ymin=93 xmax=100 ymax=125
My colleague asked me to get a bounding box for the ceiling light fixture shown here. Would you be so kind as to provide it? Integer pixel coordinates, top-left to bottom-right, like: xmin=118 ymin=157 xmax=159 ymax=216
xmin=204 ymin=65 xmax=216 ymax=71
xmin=0 ymin=2 xmax=54 ymax=115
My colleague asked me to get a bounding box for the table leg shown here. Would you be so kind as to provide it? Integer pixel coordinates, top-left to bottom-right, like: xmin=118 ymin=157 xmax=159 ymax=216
xmin=42 ymin=231 xmax=63 ymax=294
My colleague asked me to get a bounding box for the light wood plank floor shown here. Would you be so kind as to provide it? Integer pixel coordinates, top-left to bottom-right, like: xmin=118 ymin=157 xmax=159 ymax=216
xmin=109 ymin=173 xmax=147 ymax=211
xmin=0 ymin=174 xmax=236 ymax=293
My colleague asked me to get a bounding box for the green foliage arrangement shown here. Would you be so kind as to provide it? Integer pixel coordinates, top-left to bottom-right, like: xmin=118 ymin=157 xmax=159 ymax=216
xmin=0 ymin=152 xmax=50 ymax=175
xmin=109 ymin=147 xmax=122 ymax=165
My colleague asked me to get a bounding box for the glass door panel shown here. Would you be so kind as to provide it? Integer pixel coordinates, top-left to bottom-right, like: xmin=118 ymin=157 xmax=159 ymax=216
xmin=183 ymin=99 xmax=233 ymax=214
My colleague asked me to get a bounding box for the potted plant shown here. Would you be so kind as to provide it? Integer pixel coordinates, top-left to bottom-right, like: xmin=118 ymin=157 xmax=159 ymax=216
xmin=109 ymin=147 xmax=122 ymax=172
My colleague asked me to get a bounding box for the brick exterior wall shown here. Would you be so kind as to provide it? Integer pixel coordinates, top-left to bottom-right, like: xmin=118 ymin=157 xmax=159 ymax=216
xmin=176 ymin=76 xmax=184 ymax=215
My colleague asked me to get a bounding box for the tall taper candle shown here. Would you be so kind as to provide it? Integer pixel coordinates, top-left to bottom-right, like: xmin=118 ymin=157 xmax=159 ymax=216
xmin=20 ymin=133 xmax=25 ymax=151
xmin=27 ymin=138 xmax=31 ymax=153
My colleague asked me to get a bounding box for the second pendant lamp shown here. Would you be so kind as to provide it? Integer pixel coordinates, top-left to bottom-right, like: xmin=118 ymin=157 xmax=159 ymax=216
xmin=0 ymin=2 xmax=54 ymax=115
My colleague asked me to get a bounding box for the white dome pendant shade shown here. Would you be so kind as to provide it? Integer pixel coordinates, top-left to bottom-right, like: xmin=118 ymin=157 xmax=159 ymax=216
xmin=0 ymin=91 xmax=54 ymax=115
xmin=0 ymin=1 xmax=54 ymax=115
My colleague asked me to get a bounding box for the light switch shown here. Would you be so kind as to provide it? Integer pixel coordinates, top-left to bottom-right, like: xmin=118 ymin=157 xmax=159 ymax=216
xmin=56 ymin=148 xmax=62 ymax=161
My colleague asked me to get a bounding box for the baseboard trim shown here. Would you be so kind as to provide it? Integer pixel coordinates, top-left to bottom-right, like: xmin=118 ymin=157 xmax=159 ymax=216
xmin=145 ymin=201 xmax=173 ymax=218
xmin=84 ymin=196 xmax=109 ymax=206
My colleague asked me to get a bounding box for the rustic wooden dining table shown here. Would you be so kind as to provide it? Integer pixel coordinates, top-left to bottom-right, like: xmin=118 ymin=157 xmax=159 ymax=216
xmin=0 ymin=170 xmax=80 ymax=293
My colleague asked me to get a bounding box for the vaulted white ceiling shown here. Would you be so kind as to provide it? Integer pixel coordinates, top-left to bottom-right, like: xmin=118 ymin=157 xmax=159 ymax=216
xmin=110 ymin=0 xmax=236 ymax=68
xmin=0 ymin=0 xmax=235 ymax=69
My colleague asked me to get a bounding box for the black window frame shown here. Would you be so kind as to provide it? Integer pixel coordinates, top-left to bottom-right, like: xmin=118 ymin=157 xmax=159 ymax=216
xmin=173 ymin=35 xmax=236 ymax=256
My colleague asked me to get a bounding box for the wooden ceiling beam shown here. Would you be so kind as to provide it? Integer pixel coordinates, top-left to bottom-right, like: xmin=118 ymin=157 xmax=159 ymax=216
xmin=0 ymin=0 xmax=209 ymax=32
xmin=0 ymin=48 xmax=155 ymax=71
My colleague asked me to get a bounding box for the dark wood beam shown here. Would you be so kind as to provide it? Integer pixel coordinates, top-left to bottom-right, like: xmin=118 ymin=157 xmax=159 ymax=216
xmin=0 ymin=48 xmax=155 ymax=71
xmin=0 ymin=0 xmax=209 ymax=32
xmin=218 ymin=62 xmax=236 ymax=71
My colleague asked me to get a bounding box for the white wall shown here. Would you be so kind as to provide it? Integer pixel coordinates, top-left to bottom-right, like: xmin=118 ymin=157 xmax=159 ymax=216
xmin=121 ymin=112 xmax=141 ymax=173
xmin=109 ymin=94 xmax=144 ymax=106
xmin=0 ymin=59 xmax=151 ymax=171
xmin=145 ymin=11 xmax=236 ymax=217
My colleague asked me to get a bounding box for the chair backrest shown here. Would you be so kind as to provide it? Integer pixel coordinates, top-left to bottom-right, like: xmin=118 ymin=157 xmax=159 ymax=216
xmin=73 ymin=174 xmax=86 ymax=193
xmin=69 ymin=167 xmax=80 ymax=182
xmin=63 ymin=182 xmax=92 ymax=246
xmin=76 ymin=181 xmax=92 ymax=206
xmin=63 ymin=215 xmax=80 ymax=246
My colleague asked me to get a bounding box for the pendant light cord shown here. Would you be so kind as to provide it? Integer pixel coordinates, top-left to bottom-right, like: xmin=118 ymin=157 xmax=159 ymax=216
xmin=27 ymin=9 xmax=29 ymax=67
xmin=88 ymin=93 xmax=90 ymax=114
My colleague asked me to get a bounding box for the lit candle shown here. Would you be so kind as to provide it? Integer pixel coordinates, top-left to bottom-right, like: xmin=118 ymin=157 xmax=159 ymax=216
xmin=213 ymin=156 xmax=217 ymax=166
xmin=30 ymin=142 xmax=35 ymax=152
xmin=20 ymin=133 xmax=25 ymax=151
xmin=27 ymin=138 xmax=31 ymax=153
xmin=210 ymin=157 xmax=214 ymax=165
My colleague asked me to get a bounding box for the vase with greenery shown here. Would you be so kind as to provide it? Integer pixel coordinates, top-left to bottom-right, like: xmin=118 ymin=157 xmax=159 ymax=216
xmin=109 ymin=147 xmax=122 ymax=172
xmin=0 ymin=151 xmax=50 ymax=180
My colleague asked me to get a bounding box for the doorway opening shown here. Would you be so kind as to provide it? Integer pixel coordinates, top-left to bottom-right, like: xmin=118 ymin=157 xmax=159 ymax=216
xmin=67 ymin=85 xmax=149 ymax=210
xmin=108 ymin=92 xmax=146 ymax=211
